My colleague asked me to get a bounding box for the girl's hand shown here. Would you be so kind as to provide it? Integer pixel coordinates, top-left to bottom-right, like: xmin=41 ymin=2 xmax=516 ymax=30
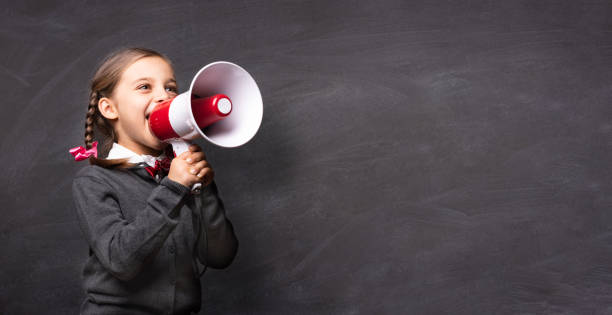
xmin=167 ymin=144 xmax=215 ymax=188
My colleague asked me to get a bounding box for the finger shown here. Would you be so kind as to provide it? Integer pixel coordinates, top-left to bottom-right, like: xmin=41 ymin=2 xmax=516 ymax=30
xmin=188 ymin=144 xmax=201 ymax=152
xmin=189 ymin=165 xmax=200 ymax=176
xmin=194 ymin=160 xmax=209 ymax=172
xmin=198 ymin=168 xmax=214 ymax=184
xmin=189 ymin=161 xmax=208 ymax=175
xmin=196 ymin=167 xmax=209 ymax=179
xmin=186 ymin=152 xmax=206 ymax=163
xmin=178 ymin=151 xmax=191 ymax=160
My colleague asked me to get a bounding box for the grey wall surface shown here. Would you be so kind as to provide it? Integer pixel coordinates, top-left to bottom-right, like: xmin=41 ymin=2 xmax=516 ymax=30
xmin=1 ymin=0 xmax=611 ymax=314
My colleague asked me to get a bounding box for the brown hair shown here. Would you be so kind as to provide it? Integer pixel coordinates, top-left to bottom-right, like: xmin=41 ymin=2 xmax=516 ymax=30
xmin=83 ymin=47 xmax=173 ymax=168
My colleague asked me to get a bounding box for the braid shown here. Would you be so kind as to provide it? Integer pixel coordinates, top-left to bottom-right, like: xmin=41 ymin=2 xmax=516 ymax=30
xmin=84 ymin=91 xmax=99 ymax=149
xmin=81 ymin=89 xmax=138 ymax=169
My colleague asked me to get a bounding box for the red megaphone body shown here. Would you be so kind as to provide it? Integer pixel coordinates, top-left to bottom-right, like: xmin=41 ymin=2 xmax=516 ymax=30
xmin=149 ymin=94 xmax=232 ymax=141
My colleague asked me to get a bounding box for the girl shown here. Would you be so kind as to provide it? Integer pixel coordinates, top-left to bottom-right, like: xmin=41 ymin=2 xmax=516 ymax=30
xmin=69 ymin=47 xmax=239 ymax=315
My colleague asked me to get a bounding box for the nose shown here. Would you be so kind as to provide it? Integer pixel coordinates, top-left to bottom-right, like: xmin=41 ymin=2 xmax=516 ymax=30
xmin=153 ymin=88 xmax=173 ymax=104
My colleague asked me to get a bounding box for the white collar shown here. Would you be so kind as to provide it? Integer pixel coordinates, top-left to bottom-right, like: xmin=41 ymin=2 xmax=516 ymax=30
xmin=106 ymin=142 xmax=169 ymax=167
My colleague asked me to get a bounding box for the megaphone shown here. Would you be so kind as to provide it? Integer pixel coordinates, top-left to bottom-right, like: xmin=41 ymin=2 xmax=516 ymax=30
xmin=148 ymin=61 xmax=263 ymax=193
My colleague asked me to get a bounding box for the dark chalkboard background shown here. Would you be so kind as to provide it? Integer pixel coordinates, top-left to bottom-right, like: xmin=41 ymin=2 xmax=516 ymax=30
xmin=1 ymin=0 xmax=611 ymax=314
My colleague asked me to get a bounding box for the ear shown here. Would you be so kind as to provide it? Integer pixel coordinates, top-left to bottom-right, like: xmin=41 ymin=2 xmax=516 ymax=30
xmin=98 ymin=97 xmax=119 ymax=120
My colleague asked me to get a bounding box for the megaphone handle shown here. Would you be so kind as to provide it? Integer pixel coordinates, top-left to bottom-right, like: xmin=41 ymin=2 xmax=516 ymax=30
xmin=169 ymin=139 xmax=202 ymax=195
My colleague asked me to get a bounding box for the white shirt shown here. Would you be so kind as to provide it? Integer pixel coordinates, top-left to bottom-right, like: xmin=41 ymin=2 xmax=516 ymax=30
xmin=106 ymin=142 xmax=170 ymax=168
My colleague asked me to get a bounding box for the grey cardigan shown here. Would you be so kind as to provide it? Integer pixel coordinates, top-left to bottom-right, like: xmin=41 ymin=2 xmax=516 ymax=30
xmin=72 ymin=164 xmax=238 ymax=315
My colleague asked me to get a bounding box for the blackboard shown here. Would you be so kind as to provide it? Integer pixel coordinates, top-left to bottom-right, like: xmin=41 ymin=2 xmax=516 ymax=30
xmin=1 ymin=0 xmax=611 ymax=314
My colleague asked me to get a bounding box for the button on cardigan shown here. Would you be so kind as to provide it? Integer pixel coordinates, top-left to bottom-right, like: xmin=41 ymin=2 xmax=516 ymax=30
xmin=72 ymin=164 xmax=239 ymax=315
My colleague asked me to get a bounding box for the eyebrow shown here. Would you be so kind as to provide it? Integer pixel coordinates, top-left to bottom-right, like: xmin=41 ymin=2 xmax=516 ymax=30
xmin=131 ymin=77 xmax=177 ymax=85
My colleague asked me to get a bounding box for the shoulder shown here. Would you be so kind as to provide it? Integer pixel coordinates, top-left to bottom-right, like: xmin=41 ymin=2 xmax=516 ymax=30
xmin=75 ymin=164 xmax=109 ymax=180
xmin=73 ymin=164 xmax=129 ymax=188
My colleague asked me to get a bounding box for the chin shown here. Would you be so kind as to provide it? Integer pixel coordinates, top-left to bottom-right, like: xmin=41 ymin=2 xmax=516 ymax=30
xmin=153 ymin=142 xmax=169 ymax=151
xmin=147 ymin=138 xmax=166 ymax=150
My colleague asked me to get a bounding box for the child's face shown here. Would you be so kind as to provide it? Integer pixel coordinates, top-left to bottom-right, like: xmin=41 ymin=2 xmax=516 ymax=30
xmin=100 ymin=56 xmax=178 ymax=156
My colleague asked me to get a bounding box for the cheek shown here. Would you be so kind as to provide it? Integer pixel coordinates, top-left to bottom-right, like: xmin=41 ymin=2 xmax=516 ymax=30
xmin=119 ymin=110 xmax=147 ymax=135
xmin=114 ymin=94 xmax=149 ymax=127
xmin=122 ymin=101 xmax=148 ymax=121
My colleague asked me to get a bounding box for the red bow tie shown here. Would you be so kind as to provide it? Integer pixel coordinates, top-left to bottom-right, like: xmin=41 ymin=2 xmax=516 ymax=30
xmin=144 ymin=157 xmax=172 ymax=178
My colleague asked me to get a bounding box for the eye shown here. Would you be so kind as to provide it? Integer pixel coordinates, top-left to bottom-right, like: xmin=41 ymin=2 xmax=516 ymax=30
xmin=166 ymin=86 xmax=178 ymax=93
xmin=137 ymin=84 xmax=150 ymax=90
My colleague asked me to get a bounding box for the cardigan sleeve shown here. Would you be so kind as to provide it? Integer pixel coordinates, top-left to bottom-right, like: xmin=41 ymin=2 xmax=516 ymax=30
xmin=194 ymin=180 xmax=239 ymax=269
xmin=72 ymin=175 xmax=191 ymax=281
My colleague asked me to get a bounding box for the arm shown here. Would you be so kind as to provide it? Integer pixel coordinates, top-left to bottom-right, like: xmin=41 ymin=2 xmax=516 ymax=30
xmin=72 ymin=175 xmax=191 ymax=281
xmin=194 ymin=180 xmax=239 ymax=269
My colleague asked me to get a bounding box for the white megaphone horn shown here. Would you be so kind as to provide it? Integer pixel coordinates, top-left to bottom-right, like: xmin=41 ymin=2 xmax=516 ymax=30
xmin=148 ymin=61 xmax=263 ymax=193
